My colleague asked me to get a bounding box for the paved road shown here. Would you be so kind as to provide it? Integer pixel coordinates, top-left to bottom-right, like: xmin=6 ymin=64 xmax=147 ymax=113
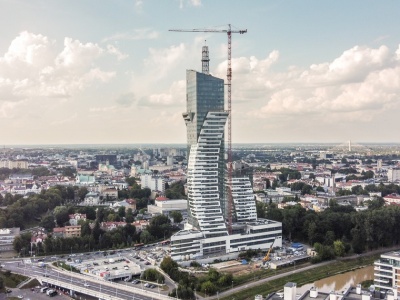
xmin=3 ymin=261 xmax=169 ymax=300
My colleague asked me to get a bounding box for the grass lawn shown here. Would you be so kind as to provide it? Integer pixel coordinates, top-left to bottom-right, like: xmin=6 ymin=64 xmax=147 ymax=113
xmin=0 ymin=270 xmax=29 ymax=289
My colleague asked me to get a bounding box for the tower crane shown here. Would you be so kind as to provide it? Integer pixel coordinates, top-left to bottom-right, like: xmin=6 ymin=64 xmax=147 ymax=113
xmin=169 ymin=24 xmax=247 ymax=234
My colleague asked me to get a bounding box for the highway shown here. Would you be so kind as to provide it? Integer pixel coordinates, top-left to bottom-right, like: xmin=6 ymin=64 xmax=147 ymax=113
xmin=3 ymin=260 xmax=175 ymax=300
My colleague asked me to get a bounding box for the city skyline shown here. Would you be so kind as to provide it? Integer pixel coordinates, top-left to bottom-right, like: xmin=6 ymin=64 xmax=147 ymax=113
xmin=1 ymin=1 xmax=400 ymax=145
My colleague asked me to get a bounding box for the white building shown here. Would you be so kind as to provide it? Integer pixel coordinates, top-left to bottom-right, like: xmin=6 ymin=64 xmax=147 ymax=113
xmin=0 ymin=160 xmax=29 ymax=169
xmin=185 ymin=110 xmax=230 ymax=238
xmin=147 ymin=198 xmax=187 ymax=217
xmin=166 ymin=156 xmax=174 ymax=166
xmin=374 ymin=250 xmax=400 ymax=293
xmin=69 ymin=213 xmax=87 ymax=226
xmin=140 ymin=174 xmax=165 ymax=193
xmin=171 ymin=219 xmax=282 ymax=261
xmin=387 ymin=168 xmax=400 ymax=182
xmin=0 ymin=227 xmax=20 ymax=252
xmin=229 ymin=177 xmax=257 ymax=222
xmin=83 ymin=192 xmax=100 ymax=206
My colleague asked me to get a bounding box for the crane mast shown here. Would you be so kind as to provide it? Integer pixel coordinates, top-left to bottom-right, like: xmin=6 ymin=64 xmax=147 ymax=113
xmin=169 ymin=24 xmax=247 ymax=234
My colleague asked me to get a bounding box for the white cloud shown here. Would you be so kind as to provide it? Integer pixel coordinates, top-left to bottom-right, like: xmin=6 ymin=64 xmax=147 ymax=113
xmin=55 ymin=37 xmax=103 ymax=68
xmin=178 ymin=0 xmax=202 ymax=8
xmin=244 ymin=45 xmax=400 ymax=121
xmin=140 ymin=80 xmax=185 ymax=107
xmin=144 ymin=43 xmax=186 ymax=80
xmin=102 ymin=28 xmax=159 ymax=42
xmin=107 ymin=45 xmax=128 ymax=60
xmin=190 ymin=0 xmax=202 ymax=6
xmin=0 ymin=31 xmax=116 ymax=104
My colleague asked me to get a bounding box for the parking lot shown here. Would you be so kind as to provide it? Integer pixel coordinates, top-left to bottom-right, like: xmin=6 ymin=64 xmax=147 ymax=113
xmin=60 ymin=245 xmax=170 ymax=284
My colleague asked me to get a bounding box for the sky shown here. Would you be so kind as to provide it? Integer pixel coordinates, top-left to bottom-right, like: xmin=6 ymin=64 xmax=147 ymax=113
xmin=1 ymin=0 xmax=400 ymax=145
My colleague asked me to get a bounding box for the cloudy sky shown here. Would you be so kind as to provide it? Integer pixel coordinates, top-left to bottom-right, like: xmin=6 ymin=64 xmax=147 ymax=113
xmin=1 ymin=0 xmax=400 ymax=145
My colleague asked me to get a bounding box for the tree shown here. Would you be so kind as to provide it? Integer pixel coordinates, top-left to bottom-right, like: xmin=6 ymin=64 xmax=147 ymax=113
xmin=165 ymin=181 xmax=186 ymax=199
xmin=256 ymin=202 xmax=267 ymax=219
xmin=160 ymin=256 xmax=180 ymax=281
xmin=140 ymin=230 xmax=154 ymax=244
xmin=170 ymin=211 xmax=183 ymax=223
xmin=54 ymin=207 xmax=70 ymax=227
xmin=125 ymin=177 xmax=137 ymax=186
xmin=143 ymin=269 xmax=165 ymax=283
xmin=201 ymin=281 xmax=216 ymax=295
xmin=351 ymin=227 xmax=365 ymax=254
xmin=118 ymin=206 xmax=126 ymax=218
xmin=40 ymin=215 xmax=56 ymax=231
xmin=77 ymin=186 xmax=89 ymax=201
xmin=333 ymin=240 xmax=345 ymax=257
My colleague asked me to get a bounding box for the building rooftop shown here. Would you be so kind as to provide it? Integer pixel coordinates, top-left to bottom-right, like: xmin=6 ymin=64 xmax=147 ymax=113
xmin=381 ymin=250 xmax=400 ymax=259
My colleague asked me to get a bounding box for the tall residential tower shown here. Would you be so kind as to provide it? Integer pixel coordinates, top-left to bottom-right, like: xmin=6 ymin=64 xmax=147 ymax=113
xmin=170 ymin=46 xmax=282 ymax=261
xmin=183 ymin=68 xmax=229 ymax=238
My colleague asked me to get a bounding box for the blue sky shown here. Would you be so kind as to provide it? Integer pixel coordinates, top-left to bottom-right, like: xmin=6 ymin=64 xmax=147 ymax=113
xmin=0 ymin=0 xmax=400 ymax=144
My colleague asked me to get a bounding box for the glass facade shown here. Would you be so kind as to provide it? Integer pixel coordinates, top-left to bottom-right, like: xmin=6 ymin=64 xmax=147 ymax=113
xmin=183 ymin=70 xmax=228 ymax=237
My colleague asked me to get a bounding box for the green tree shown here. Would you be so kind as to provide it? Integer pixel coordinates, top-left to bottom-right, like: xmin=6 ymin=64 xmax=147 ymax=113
xmin=201 ymin=281 xmax=217 ymax=295
xmin=142 ymin=269 xmax=165 ymax=283
xmin=140 ymin=230 xmax=154 ymax=244
xmin=118 ymin=206 xmax=126 ymax=218
xmin=333 ymin=240 xmax=345 ymax=257
xmin=256 ymin=202 xmax=267 ymax=219
xmin=54 ymin=206 xmax=70 ymax=227
xmin=40 ymin=215 xmax=56 ymax=231
xmin=77 ymin=186 xmax=89 ymax=201
xmin=170 ymin=211 xmax=183 ymax=223
xmin=125 ymin=177 xmax=137 ymax=186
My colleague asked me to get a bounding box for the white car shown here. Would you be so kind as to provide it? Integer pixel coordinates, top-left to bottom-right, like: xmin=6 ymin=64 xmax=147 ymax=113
xmin=84 ymin=283 xmax=90 ymax=287
xmin=17 ymin=296 xmax=24 ymax=299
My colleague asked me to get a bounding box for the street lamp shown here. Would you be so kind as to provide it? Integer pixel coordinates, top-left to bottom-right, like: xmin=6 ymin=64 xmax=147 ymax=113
xmin=231 ymin=280 xmax=233 ymax=290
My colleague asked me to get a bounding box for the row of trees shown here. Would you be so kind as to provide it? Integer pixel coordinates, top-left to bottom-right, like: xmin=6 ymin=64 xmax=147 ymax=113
xmin=336 ymin=183 xmax=400 ymax=197
xmin=14 ymin=212 xmax=178 ymax=256
xmin=258 ymin=198 xmax=400 ymax=259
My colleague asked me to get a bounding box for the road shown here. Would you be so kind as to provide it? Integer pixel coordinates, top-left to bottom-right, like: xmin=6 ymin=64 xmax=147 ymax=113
xmin=3 ymin=259 xmax=172 ymax=300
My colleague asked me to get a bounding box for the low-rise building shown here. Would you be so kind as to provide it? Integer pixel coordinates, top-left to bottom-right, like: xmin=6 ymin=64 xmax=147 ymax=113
xmin=0 ymin=227 xmax=20 ymax=252
xmin=52 ymin=225 xmax=81 ymax=238
xmin=101 ymin=188 xmax=118 ymax=200
xmin=383 ymin=193 xmax=400 ymax=205
xmin=69 ymin=213 xmax=87 ymax=226
xmin=147 ymin=197 xmax=187 ymax=217
xmin=83 ymin=192 xmax=100 ymax=206
xmin=170 ymin=219 xmax=282 ymax=261
xmin=101 ymin=221 xmax=127 ymax=231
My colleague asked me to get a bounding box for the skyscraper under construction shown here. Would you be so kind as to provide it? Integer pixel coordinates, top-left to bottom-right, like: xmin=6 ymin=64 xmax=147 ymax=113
xmin=170 ymin=46 xmax=282 ymax=261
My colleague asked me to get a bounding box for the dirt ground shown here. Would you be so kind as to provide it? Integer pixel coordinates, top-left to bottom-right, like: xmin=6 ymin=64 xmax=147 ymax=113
xmin=217 ymin=262 xmax=257 ymax=276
